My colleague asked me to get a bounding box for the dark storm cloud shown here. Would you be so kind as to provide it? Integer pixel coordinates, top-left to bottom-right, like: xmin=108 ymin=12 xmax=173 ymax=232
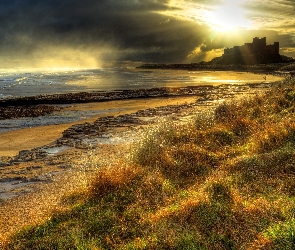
xmin=0 ymin=0 xmax=210 ymax=65
xmin=1 ymin=0 xmax=295 ymax=67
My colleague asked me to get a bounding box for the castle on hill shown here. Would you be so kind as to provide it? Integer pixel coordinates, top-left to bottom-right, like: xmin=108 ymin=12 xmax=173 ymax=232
xmin=217 ymin=37 xmax=282 ymax=65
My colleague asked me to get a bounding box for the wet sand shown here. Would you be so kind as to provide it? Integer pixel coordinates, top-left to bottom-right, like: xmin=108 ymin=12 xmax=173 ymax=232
xmin=0 ymin=96 xmax=198 ymax=157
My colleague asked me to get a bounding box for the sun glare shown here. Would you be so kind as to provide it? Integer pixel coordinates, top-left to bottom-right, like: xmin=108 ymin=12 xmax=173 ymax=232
xmin=205 ymin=0 xmax=251 ymax=31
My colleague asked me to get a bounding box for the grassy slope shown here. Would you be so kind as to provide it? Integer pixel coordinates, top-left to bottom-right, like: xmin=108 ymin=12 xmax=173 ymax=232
xmin=6 ymin=77 xmax=295 ymax=249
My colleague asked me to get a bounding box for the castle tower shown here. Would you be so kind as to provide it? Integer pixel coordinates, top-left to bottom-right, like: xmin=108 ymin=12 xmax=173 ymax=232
xmin=274 ymin=42 xmax=279 ymax=55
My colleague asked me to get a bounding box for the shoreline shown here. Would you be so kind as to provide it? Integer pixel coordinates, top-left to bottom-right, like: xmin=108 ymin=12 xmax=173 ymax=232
xmin=0 ymin=69 xmax=284 ymax=108
xmin=0 ymin=82 xmax=279 ymax=120
xmin=137 ymin=62 xmax=295 ymax=73
xmin=0 ymin=83 xmax=268 ymax=107
xmin=0 ymin=96 xmax=199 ymax=157
xmin=0 ymin=81 xmax=279 ymax=157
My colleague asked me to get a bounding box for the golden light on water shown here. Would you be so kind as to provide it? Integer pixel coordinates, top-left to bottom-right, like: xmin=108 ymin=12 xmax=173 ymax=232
xmin=204 ymin=0 xmax=252 ymax=31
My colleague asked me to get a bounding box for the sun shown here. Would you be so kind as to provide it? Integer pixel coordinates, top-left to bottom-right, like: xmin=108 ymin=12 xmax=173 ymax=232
xmin=205 ymin=0 xmax=251 ymax=31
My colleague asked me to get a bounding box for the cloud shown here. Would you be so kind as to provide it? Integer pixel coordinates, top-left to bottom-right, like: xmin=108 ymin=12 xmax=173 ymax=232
xmin=0 ymin=0 xmax=213 ymax=67
xmin=0 ymin=0 xmax=295 ymax=68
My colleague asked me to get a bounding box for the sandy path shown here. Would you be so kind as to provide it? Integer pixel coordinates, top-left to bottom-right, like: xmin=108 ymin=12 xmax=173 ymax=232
xmin=0 ymin=96 xmax=197 ymax=157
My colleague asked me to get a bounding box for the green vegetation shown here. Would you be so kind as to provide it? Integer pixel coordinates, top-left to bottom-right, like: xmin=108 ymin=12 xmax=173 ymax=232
xmin=6 ymin=77 xmax=295 ymax=249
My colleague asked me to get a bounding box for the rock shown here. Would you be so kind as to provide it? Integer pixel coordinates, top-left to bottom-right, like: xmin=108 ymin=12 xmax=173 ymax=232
xmin=57 ymin=165 xmax=72 ymax=169
xmin=29 ymin=175 xmax=52 ymax=182
xmin=32 ymin=166 xmax=43 ymax=170
xmin=18 ymin=150 xmax=31 ymax=157
xmin=0 ymin=156 xmax=13 ymax=165
xmin=0 ymin=105 xmax=60 ymax=120
xmin=0 ymin=162 xmax=10 ymax=167
xmin=0 ymin=176 xmax=27 ymax=182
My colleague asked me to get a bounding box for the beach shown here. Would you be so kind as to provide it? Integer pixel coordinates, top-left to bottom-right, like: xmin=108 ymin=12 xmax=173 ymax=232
xmin=0 ymin=79 xmax=278 ymax=157
xmin=0 ymin=71 xmax=284 ymax=244
xmin=0 ymin=96 xmax=199 ymax=157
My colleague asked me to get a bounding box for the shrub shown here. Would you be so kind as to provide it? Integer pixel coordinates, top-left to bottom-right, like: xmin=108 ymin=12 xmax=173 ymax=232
xmin=158 ymin=144 xmax=219 ymax=187
xmin=208 ymin=129 xmax=234 ymax=146
xmin=194 ymin=109 xmax=215 ymax=130
xmin=206 ymin=182 xmax=234 ymax=205
xmin=263 ymin=219 xmax=295 ymax=250
xmin=252 ymin=120 xmax=295 ymax=153
xmin=88 ymin=165 xmax=142 ymax=199
xmin=130 ymin=121 xmax=185 ymax=167
xmin=214 ymin=101 xmax=238 ymax=123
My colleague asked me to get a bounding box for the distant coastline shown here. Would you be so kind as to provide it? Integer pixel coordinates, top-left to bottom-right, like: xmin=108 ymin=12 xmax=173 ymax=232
xmin=137 ymin=62 xmax=295 ymax=75
xmin=138 ymin=37 xmax=295 ymax=74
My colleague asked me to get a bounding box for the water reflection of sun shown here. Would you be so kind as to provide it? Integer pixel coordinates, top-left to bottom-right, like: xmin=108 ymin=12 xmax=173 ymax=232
xmin=205 ymin=0 xmax=252 ymax=31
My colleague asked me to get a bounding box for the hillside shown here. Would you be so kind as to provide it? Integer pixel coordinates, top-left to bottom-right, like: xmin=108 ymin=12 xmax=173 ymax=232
xmin=5 ymin=77 xmax=295 ymax=249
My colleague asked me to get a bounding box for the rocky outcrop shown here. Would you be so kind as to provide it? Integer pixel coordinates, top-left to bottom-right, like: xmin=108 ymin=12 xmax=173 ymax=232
xmin=59 ymin=115 xmax=147 ymax=146
xmin=0 ymin=84 xmax=261 ymax=120
xmin=0 ymin=87 xmax=190 ymax=107
xmin=0 ymin=105 xmax=60 ymax=119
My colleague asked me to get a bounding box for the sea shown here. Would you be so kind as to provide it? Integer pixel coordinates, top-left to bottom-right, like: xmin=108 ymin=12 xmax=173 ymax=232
xmin=0 ymin=67 xmax=282 ymax=99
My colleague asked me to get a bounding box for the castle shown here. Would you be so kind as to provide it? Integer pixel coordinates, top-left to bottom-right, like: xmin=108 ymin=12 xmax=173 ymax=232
xmin=219 ymin=37 xmax=281 ymax=65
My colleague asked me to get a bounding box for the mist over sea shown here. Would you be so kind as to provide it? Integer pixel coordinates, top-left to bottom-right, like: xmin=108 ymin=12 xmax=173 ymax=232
xmin=0 ymin=68 xmax=280 ymax=99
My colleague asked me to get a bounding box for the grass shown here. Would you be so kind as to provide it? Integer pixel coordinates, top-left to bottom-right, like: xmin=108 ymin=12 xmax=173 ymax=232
xmin=5 ymin=76 xmax=295 ymax=249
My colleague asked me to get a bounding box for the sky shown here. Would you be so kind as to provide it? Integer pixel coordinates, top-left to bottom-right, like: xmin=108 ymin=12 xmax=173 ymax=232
xmin=0 ymin=0 xmax=295 ymax=69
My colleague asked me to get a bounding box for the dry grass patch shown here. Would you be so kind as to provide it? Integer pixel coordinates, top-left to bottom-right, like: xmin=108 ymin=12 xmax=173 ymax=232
xmin=87 ymin=164 xmax=142 ymax=199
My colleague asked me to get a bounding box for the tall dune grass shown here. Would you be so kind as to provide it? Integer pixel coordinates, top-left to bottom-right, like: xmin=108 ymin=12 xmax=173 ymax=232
xmin=6 ymin=77 xmax=295 ymax=249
